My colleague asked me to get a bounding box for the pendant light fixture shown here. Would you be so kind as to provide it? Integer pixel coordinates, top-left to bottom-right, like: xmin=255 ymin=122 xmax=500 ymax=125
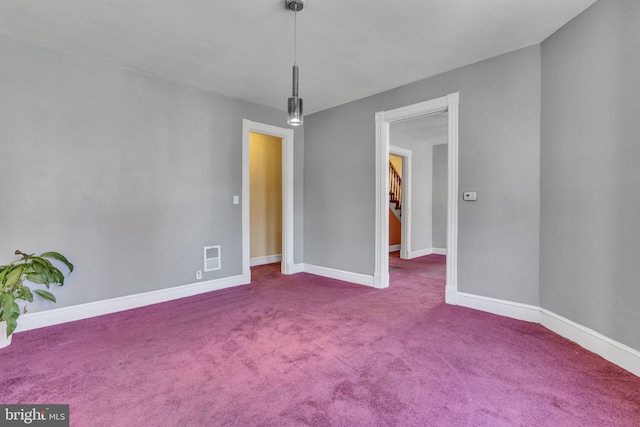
xmin=286 ymin=0 xmax=304 ymax=126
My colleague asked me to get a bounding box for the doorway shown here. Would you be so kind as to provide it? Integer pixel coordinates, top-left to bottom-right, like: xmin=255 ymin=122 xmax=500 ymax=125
xmin=374 ymin=93 xmax=459 ymax=304
xmin=242 ymin=120 xmax=295 ymax=283
xmin=249 ymin=132 xmax=283 ymax=267
xmin=389 ymin=114 xmax=448 ymax=260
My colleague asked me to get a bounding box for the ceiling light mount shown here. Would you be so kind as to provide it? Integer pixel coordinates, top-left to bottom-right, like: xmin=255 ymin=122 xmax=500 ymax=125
xmin=286 ymin=0 xmax=304 ymax=12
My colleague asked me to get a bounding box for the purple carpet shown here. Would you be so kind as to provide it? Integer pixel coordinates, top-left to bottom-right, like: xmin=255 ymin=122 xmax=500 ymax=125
xmin=1 ymin=254 xmax=639 ymax=426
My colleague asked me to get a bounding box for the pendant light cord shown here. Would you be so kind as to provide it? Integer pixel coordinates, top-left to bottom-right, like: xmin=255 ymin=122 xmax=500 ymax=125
xmin=294 ymin=9 xmax=298 ymax=65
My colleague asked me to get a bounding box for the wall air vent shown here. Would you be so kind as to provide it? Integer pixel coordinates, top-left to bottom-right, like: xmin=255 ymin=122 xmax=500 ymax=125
xmin=204 ymin=245 xmax=221 ymax=272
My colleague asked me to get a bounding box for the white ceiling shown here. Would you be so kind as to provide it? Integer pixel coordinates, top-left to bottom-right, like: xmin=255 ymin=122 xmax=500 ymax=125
xmin=0 ymin=0 xmax=597 ymax=115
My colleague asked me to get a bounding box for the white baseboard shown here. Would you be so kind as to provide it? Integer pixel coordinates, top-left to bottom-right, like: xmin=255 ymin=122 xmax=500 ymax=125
xmin=407 ymin=248 xmax=432 ymax=259
xmin=250 ymin=254 xmax=282 ymax=267
xmin=303 ymin=264 xmax=375 ymax=287
xmin=456 ymin=292 xmax=541 ymax=322
xmin=15 ymin=267 xmax=639 ymax=378
xmin=540 ymin=309 xmax=640 ymax=378
xmin=373 ymin=273 xmax=388 ymax=289
xmin=288 ymin=263 xmax=305 ymax=274
xmin=449 ymin=291 xmax=640 ymax=377
xmin=389 ymin=244 xmax=401 ymax=252
xmin=15 ymin=274 xmax=246 ymax=333
xmin=407 ymin=247 xmax=447 ymax=258
xmin=445 ymin=286 xmax=458 ymax=304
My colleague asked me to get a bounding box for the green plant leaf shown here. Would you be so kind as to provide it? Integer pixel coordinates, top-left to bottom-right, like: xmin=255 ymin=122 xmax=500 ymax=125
xmin=40 ymin=252 xmax=74 ymax=273
xmin=16 ymin=285 xmax=34 ymax=303
xmin=25 ymin=272 xmax=49 ymax=285
xmin=29 ymin=258 xmax=57 ymax=285
xmin=0 ymin=293 xmax=11 ymax=319
xmin=30 ymin=256 xmax=55 ymax=270
xmin=33 ymin=289 xmax=56 ymax=303
xmin=0 ymin=265 xmax=10 ymax=284
xmin=1 ymin=293 xmax=20 ymax=336
xmin=51 ymin=267 xmax=65 ymax=285
xmin=14 ymin=250 xmax=34 ymax=260
xmin=1 ymin=251 xmax=72 ymax=336
xmin=30 ymin=261 xmax=52 ymax=284
xmin=30 ymin=262 xmax=65 ymax=286
xmin=3 ymin=264 xmax=25 ymax=289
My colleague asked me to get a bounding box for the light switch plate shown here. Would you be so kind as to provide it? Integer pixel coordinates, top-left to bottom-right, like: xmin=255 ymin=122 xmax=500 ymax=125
xmin=463 ymin=191 xmax=477 ymax=201
xmin=233 ymin=195 xmax=239 ymax=204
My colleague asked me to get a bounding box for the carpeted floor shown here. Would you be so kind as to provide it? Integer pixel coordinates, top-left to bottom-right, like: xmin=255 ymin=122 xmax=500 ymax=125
xmin=1 ymin=254 xmax=639 ymax=426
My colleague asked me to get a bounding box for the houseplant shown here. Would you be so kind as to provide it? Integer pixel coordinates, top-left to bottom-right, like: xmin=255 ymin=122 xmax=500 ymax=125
xmin=0 ymin=250 xmax=74 ymax=348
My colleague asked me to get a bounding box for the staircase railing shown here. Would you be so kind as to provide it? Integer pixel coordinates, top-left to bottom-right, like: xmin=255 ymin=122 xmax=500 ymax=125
xmin=389 ymin=161 xmax=402 ymax=210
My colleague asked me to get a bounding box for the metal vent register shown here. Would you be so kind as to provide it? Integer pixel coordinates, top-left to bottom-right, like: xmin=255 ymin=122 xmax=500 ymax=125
xmin=204 ymin=245 xmax=221 ymax=272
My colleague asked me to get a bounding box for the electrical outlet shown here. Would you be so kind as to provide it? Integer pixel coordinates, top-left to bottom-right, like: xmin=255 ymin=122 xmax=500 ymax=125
xmin=196 ymin=270 xmax=202 ymax=280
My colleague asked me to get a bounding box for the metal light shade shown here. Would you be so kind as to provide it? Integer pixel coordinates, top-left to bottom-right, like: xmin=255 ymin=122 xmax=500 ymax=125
xmin=287 ymin=64 xmax=303 ymax=126
xmin=287 ymin=97 xmax=303 ymax=126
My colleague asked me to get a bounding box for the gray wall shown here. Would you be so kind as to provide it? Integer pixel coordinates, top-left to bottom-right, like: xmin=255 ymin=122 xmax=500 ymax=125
xmin=0 ymin=35 xmax=304 ymax=312
xmin=305 ymin=45 xmax=541 ymax=305
xmin=389 ymin=130 xmax=433 ymax=253
xmin=540 ymin=0 xmax=640 ymax=350
xmin=432 ymin=144 xmax=448 ymax=250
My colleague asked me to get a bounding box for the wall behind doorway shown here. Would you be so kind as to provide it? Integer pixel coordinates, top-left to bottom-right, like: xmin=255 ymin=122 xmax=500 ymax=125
xmin=390 ymin=130 xmax=434 ymax=254
xmin=249 ymin=132 xmax=282 ymax=261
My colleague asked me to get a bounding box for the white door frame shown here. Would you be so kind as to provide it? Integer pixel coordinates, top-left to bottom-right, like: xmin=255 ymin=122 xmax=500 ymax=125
xmin=389 ymin=145 xmax=412 ymax=260
xmin=374 ymin=92 xmax=459 ymax=304
xmin=242 ymin=119 xmax=295 ymax=283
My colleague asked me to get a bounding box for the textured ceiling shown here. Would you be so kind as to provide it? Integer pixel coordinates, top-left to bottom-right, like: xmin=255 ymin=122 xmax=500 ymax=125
xmin=0 ymin=0 xmax=597 ymax=114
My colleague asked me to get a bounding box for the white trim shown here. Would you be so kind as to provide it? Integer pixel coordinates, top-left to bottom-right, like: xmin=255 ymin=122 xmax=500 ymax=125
xmin=242 ymin=120 xmax=296 ymax=282
xmin=281 ymin=123 xmax=295 ymax=276
xmin=450 ymin=291 xmax=640 ymax=377
xmin=445 ymin=287 xmax=457 ymax=304
xmin=445 ymin=93 xmax=460 ymax=298
xmin=374 ymin=112 xmax=389 ymax=289
xmin=303 ymin=264 xmax=375 ymax=287
xmin=541 ymin=309 xmax=640 ymax=378
xmin=389 ymin=145 xmax=412 ymax=260
xmin=407 ymin=248 xmax=433 ymax=259
xmin=389 ymin=145 xmax=412 ymax=157
xmin=456 ymin=292 xmax=541 ymax=323
xmin=15 ymin=275 xmax=246 ymax=333
xmin=405 ymin=247 xmax=447 ymax=258
xmin=250 ymin=254 xmax=282 ymax=267
xmin=375 ymin=93 xmax=459 ymax=291
xmin=388 ymin=244 xmax=401 ymax=252
xmin=383 ymin=97 xmax=451 ymax=122
xmin=289 ymin=263 xmax=305 ymax=274
xmin=14 ymin=271 xmax=640 ymax=378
